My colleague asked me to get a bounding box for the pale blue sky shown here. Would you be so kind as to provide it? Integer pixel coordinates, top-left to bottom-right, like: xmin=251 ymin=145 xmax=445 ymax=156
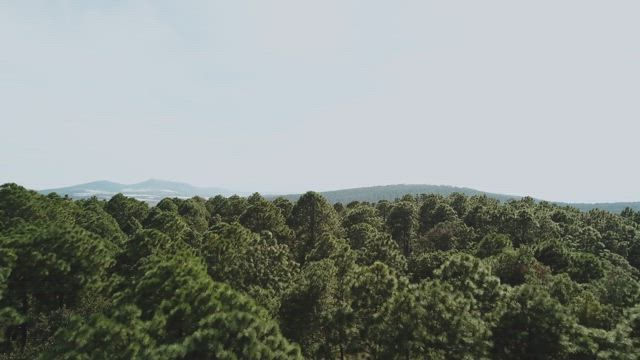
xmin=1 ymin=1 xmax=639 ymax=202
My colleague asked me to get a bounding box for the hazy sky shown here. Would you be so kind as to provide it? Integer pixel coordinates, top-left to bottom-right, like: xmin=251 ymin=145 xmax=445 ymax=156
xmin=1 ymin=1 xmax=639 ymax=202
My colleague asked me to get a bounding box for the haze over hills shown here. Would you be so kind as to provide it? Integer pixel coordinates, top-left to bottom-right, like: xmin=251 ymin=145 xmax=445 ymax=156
xmin=39 ymin=179 xmax=235 ymax=203
xmin=37 ymin=180 xmax=640 ymax=213
xmin=276 ymin=185 xmax=640 ymax=213
xmin=272 ymin=184 xmax=521 ymax=203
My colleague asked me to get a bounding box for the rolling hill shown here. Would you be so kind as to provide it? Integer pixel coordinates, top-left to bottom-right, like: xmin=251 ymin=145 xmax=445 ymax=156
xmin=38 ymin=180 xmax=640 ymax=213
xmin=40 ymin=179 xmax=234 ymax=203
xmin=275 ymin=185 xmax=640 ymax=213
xmin=271 ymin=184 xmax=521 ymax=203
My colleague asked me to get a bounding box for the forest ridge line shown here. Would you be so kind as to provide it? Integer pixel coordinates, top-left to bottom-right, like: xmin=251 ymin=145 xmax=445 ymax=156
xmin=38 ymin=179 xmax=640 ymax=213
xmin=1 ymin=182 xmax=640 ymax=358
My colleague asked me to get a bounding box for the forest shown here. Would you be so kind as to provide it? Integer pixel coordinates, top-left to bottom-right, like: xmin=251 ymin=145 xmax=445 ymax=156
xmin=1 ymin=182 xmax=640 ymax=359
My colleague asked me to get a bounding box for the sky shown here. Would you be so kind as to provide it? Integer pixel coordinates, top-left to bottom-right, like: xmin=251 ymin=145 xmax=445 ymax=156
xmin=1 ymin=1 xmax=639 ymax=203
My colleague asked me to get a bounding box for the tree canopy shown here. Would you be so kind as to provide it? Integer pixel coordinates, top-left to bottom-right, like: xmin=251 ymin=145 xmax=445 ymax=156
xmin=1 ymin=183 xmax=640 ymax=359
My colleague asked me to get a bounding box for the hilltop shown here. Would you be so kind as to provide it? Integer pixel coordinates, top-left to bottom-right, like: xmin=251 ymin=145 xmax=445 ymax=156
xmin=40 ymin=179 xmax=233 ymax=203
xmin=37 ymin=180 xmax=640 ymax=213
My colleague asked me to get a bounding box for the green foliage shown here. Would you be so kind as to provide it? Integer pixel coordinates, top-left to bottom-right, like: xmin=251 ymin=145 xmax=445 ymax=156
xmin=345 ymin=222 xmax=376 ymax=250
xmin=342 ymin=205 xmax=384 ymax=232
xmin=357 ymin=231 xmax=407 ymax=274
xmin=491 ymin=285 xmax=575 ymax=360
xmin=74 ymin=198 xmax=127 ymax=248
xmin=570 ymin=291 xmax=616 ymax=330
xmin=0 ymin=184 xmax=49 ymax=230
xmin=105 ymin=194 xmax=149 ymax=235
xmin=175 ymin=197 xmax=210 ymax=234
xmin=567 ymin=252 xmax=604 ymax=283
xmin=491 ymin=247 xmax=543 ymax=286
xmin=1 ymin=222 xmax=115 ymax=353
xmin=44 ymin=251 xmax=301 ymax=359
xmin=617 ymin=304 xmax=640 ymax=355
xmin=424 ymin=203 xmax=458 ymax=234
xmin=377 ymin=280 xmax=491 ymax=359
xmin=416 ymin=219 xmax=475 ymax=252
xmin=279 ymin=259 xmax=338 ymax=358
xmin=239 ymin=195 xmax=293 ymax=242
xmin=113 ymin=229 xmax=185 ymax=279
xmin=143 ymin=208 xmax=198 ymax=245
xmin=594 ymin=267 xmax=640 ymax=308
xmin=502 ymin=208 xmax=541 ymax=246
xmin=534 ymin=238 xmax=572 ymax=273
xmin=271 ymin=197 xmax=294 ymax=220
xmin=349 ymin=262 xmax=399 ymax=357
xmin=546 ymin=273 xmax=582 ymax=305
xmin=476 ymin=232 xmax=512 ymax=258
xmin=2 ymin=184 xmax=640 ymax=358
xmin=408 ymin=250 xmax=454 ymax=282
xmin=436 ymin=253 xmax=503 ymax=315
xmin=205 ymin=195 xmax=248 ymax=224
xmin=0 ymin=248 xmax=21 ymax=343
xmin=199 ymin=223 xmax=297 ymax=313
xmin=386 ymin=201 xmax=417 ymax=256
xmin=573 ymin=226 xmax=605 ymax=254
xmin=288 ymin=191 xmax=341 ymax=263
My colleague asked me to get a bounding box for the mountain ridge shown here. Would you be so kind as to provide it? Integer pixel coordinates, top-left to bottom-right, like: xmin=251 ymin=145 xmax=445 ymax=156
xmin=39 ymin=179 xmax=234 ymax=203
xmin=38 ymin=180 xmax=640 ymax=213
xmin=268 ymin=184 xmax=521 ymax=203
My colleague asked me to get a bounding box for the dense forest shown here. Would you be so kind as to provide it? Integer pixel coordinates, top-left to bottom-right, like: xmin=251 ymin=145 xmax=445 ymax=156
xmin=277 ymin=185 xmax=640 ymax=213
xmin=41 ymin=180 xmax=640 ymax=213
xmin=1 ymin=182 xmax=640 ymax=359
xmin=273 ymin=184 xmax=520 ymax=204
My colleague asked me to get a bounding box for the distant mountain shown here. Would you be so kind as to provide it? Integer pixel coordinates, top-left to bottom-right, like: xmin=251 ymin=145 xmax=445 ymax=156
xmin=273 ymin=184 xmax=640 ymax=213
xmin=40 ymin=179 xmax=234 ymax=203
xmin=557 ymin=202 xmax=640 ymax=214
xmin=271 ymin=184 xmax=521 ymax=203
xmin=39 ymin=181 xmax=640 ymax=213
